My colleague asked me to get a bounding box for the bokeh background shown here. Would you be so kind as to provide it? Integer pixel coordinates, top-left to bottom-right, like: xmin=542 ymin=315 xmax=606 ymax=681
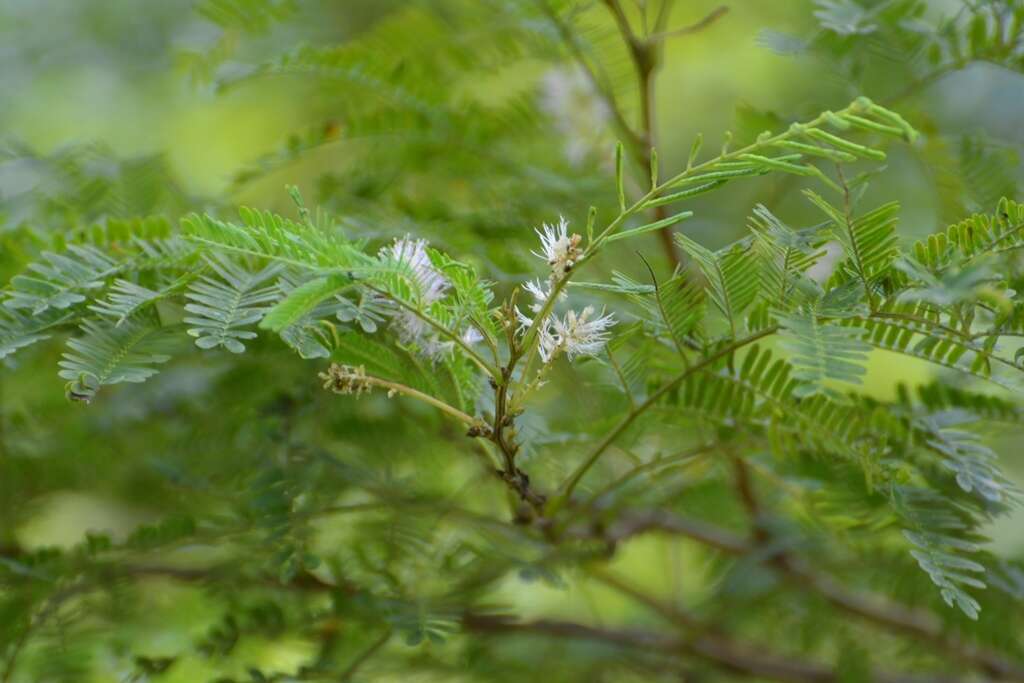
xmin=2 ymin=0 xmax=1023 ymax=680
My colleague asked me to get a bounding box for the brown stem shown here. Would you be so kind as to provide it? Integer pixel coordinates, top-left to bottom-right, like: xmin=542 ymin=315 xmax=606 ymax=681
xmin=339 ymin=628 xmax=392 ymax=681
xmin=489 ymin=356 xmax=547 ymax=513
xmin=605 ymin=510 xmax=1024 ymax=681
xmin=649 ymin=5 xmax=730 ymax=42
xmin=534 ymin=0 xmax=645 ymax=154
xmin=462 ymin=613 xmax=969 ymax=683
xmin=730 ymin=454 xmax=768 ymax=543
xmin=602 ymin=0 xmax=681 ymax=267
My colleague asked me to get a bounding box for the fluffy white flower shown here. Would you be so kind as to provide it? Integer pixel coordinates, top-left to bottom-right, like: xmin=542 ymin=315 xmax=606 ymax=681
xmin=554 ymin=306 xmax=616 ymax=360
xmin=538 ymin=306 xmax=616 ymax=363
xmin=533 ymin=217 xmax=582 ymax=280
xmin=420 ymin=337 xmax=454 ymax=359
xmin=522 ymin=278 xmax=566 ymax=314
xmin=536 ymin=321 xmax=561 ymax=363
xmin=379 ymin=236 xmax=451 ymax=356
xmin=461 ymin=327 xmax=483 ymax=345
xmin=380 ymin=237 xmax=449 ymax=304
xmin=517 ymin=276 xmax=613 ymax=363
xmin=515 ymin=306 xmax=535 ymax=335
xmin=540 ymin=67 xmax=613 ymax=165
xmin=515 ymin=279 xmax=566 ymax=341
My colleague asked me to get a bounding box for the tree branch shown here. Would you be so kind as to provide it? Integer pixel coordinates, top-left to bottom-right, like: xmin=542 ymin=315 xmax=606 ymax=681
xmin=601 ymin=0 xmax=681 ymax=266
xmin=339 ymin=628 xmax=392 ymax=681
xmin=604 ymin=509 xmax=1024 ymax=681
xmin=649 ymin=5 xmax=729 ymax=42
xmin=462 ymin=612 xmax=970 ymax=683
xmin=534 ymin=0 xmax=646 ymax=154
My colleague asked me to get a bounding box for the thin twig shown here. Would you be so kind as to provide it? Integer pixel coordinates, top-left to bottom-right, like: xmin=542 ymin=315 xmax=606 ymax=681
xmin=362 ymin=375 xmax=478 ymax=427
xmin=533 ymin=0 xmax=645 ymax=153
xmin=580 ymin=444 xmax=713 ymax=511
xmin=462 ymin=612 xmax=970 ymax=683
xmin=339 ymin=628 xmax=392 ymax=681
xmin=649 ymin=5 xmax=729 ymax=42
xmin=362 ymin=282 xmax=500 ymax=379
xmin=587 ymin=566 xmax=700 ymax=629
xmin=601 ymin=0 xmax=682 ymax=266
xmin=555 ymin=326 xmax=777 ymax=506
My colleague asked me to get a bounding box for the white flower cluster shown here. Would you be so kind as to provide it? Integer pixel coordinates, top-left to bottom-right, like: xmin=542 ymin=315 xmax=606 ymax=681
xmin=532 ymin=216 xmax=582 ymax=282
xmin=370 ymin=224 xmax=613 ymax=366
xmin=519 ymin=217 xmax=615 ymax=364
xmin=540 ymin=67 xmax=613 ymax=166
xmin=381 ymin=236 xmax=450 ymax=304
xmin=378 ymin=236 xmax=479 ymax=359
xmin=536 ymin=304 xmax=616 ymax=363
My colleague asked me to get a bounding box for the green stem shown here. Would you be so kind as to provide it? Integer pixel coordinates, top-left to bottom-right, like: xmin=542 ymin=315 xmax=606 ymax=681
xmin=363 ymin=282 xmax=500 ymax=379
xmin=552 ymin=326 xmax=777 ymax=512
xmin=579 ymin=443 xmax=713 ymax=511
xmin=359 ymin=375 xmax=478 ymax=427
xmin=339 ymin=628 xmax=392 ymax=681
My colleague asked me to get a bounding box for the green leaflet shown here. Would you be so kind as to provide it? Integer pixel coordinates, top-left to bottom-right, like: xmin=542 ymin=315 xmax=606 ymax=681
xmin=776 ymin=308 xmax=871 ymax=398
xmin=268 ymin=271 xmax=364 ymax=360
xmin=260 ymin=274 xmax=351 ymax=333
xmin=184 ymin=254 xmax=283 ymax=354
xmin=605 ymin=211 xmax=693 ymax=243
xmin=90 ymin=275 xmax=194 ymax=326
xmin=433 ymin=252 xmax=499 ymax=346
xmin=182 ymin=209 xmax=370 ymax=272
xmin=653 ymin=273 xmax=705 ymax=352
xmin=748 ymin=204 xmax=825 ymax=307
xmin=804 ymin=191 xmax=900 ymax=291
xmin=838 ymin=305 xmax=1015 ymax=389
xmin=921 ymin=416 xmax=1018 ymax=505
xmin=913 ymin=198 xmax=1024 ymax=270
xmin=58 ymin=318 xmax=178 ymax=403
xmin=675 ymin=233 xmax=761 ymax=335
xmin=893 ymin=255 xmax=1001 ymax=309
xmin=5 ymin=245 xmax=119 ymax=315
xmin=895 ymin=486 xmax=988 ymax=621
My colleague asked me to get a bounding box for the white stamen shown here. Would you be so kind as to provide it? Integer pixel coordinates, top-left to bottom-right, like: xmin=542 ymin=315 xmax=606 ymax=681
xmin=532 ymin=217 xmax=582 ymax=281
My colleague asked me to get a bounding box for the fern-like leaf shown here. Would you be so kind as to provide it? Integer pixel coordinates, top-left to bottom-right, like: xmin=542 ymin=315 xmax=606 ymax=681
xmin=4 ymin=245 xmax=119 ymax=314
xmin=260 ymin=274 xmax=352 ymax=333
xmin=58 ymin=318 xmax=177 ymax=402
xmin=656 ymin=272 xmax=705 ymax=352
xmin=750 ymin=204 xmax=825 ymax=307
xmin=182 ymin=208 xmax=370 ymax=272
xmin=0 ymin=309 xmax=73 ymax=360
xmin=90 ymin=276 xmax=192 ymax=326
xmin=805 ymin=191 xmax=900 ymax=295
xmin=184 ymin=255 xmax=283 ymax=353
xmin=895 ymin=486 xmax=987 ymax=620
xmin=913 ymin=197 xmax=1024 ymax=270
xmin=919 ymin=415 xmax=1019 ymax=506
xmin=777 ymin=308 xmax=871 ymax=398
xmin=840 ymin=303 xmax=1011 ymax=387
xmin=270 ymin=272 xmax=356 ymax=360
xmin=675 ymin=234 xmax=761 ymax=336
